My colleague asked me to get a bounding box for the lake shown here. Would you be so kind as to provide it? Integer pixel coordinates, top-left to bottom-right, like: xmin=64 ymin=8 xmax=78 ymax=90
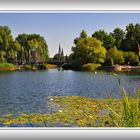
xmin=0 ymin=69 xmax=139 ymax=117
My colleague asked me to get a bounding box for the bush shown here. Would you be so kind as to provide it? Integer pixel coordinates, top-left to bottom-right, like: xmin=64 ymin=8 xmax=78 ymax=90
xmin=123 ymin=52 xmax=139 ymax=66
xmin=81 ymin=63 xmax=101 ymax=71
xmin=38 ymin=64 xmax=48 ymax=70
xmin=107 ymin=47 xmax=124 ymax=64
xmin=0 ymin=63 xmax=16 ymax=69
xmin=23 ymin=65 xmax=33 ymax=70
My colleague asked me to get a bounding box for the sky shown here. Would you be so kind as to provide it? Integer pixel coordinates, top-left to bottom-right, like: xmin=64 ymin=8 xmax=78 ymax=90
xmin=0 ymin=13 xmax=140 ymax=57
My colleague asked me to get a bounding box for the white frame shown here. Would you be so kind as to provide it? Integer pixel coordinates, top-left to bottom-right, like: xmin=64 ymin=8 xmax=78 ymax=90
xmin=0 ymin=0 xmax=140 ymax=139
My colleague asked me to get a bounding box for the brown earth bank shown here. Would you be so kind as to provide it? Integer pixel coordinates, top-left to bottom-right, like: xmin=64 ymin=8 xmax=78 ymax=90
xmin=0 ymin=68 xmax=17 ymax=71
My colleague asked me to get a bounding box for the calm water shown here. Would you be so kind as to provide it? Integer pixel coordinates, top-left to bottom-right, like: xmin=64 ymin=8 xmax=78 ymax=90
xmin=0 ymin=69 xmax=139 ymax=117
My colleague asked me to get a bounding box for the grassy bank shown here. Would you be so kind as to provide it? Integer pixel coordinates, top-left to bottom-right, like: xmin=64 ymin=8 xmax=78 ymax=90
xmin=82 ymin=63 xmax=101 ymax=71
xmin=0 ymin=88 xmax=140 ymax=127
xmin=0 ymin=63 xmax=17 ymax=71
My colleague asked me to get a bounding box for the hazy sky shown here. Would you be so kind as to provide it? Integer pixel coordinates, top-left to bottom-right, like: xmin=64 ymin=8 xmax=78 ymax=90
xmin=0 ymin=13 xmax=140 ymax=57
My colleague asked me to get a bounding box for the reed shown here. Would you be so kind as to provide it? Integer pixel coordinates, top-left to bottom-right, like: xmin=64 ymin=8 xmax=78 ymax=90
xmin=106 ymin=73 xmax=140 ymax=127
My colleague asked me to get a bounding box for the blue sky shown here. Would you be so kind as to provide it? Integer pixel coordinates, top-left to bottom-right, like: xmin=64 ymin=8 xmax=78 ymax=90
xmin=0 ymin=13 xmax=140 ymax=57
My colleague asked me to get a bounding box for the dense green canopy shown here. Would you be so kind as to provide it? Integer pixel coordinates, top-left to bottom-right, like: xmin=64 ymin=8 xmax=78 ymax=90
xmin=0 ymin=25 xmax=49 ymax=64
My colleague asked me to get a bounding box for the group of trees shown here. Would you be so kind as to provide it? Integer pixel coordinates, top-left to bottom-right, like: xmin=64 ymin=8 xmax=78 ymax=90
xmin=1 ymin=23 xmax=140 ymax=67
xmin=0 ymin=26 xmax=49 ymax=65
xmin=70 ymin=23 xmax=140 ymax=66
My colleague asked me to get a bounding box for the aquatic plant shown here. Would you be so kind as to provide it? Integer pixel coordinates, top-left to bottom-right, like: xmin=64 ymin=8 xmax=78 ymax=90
xmin=106 ymin=73 xmax=140 ymax=127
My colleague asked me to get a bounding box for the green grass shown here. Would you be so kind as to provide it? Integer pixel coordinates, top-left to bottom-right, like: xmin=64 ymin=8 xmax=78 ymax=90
xmin=106 ymin=87 xmax=140 ymax=127
xmin=0 ymin=63 xmax=16 ymax=69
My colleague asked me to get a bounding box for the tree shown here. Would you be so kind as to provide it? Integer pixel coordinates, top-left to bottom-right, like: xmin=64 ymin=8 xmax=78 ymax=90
xmin=72 ymin=37 xmax=107 ymax=65
xmin=123 ymin=52 xmax=139 ymax=66
xmin=60 ymin=48 xmax=65 ymax=62
xmin=80 ymin=30 xmax=88 ymax=38
xmin=15 ymin=34 xmax=28 ymax=64
xmin=111 ymin=28 xmax=125 ymax=50
xmin=121 ymin=23 xmax=140 ymax=53
xmin=92 ymin=30 xmax=115 ymax=50
xmin=0 ymin=51 xmax=6 ymax=63
xmin=16 ymin=34 xmax=48 ymax=64
xmin=27 ymin=39 xmax=39 ymax=64
xmin=107 ymin=47 xmax=124 ymax=64
xmin=58 ymin=43 xmax=61 ymax=61
xmin=0 ymin=26 xmax=14 ymax=62
xmin=74 ymin=30 xmax=88 ymax=45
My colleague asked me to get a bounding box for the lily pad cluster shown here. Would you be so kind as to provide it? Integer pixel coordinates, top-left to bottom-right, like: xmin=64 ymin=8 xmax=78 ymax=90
xmin=0 ymin=94 xmax=139 ymax=127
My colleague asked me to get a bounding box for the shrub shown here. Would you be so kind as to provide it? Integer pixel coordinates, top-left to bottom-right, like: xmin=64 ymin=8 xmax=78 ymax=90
xmin=38 ymin=64 xmax=48 ymax=70
xmin=107 ymin=47 xmax=124 ymax=64
xmin=0 ymin=63 xmax=16 ymax=69
xmin=23 ymin=65 xmax=32 ymax=70
xmin=123 ymin=52 xmax=139 ymax=66
xmin=81 ymin=63 xmax=101 ymax=71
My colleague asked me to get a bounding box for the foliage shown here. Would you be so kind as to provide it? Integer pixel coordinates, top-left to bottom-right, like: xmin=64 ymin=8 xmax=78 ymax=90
xmin=38 ymin=64 xmax=48 ymax=70
xmin=23 ymin=65 xmax=33 ymax=70
xmin=106 ymin=89 xmax=140 ymax=127
xmin=16 ymin=34 xmax=49 ymax=64
xmin=92 ymin=30 xmax=115 ymax=50
xmin=72 ymin=36 xmax=107 ymax=65
xmin=107 ymin=47 xmax=124 ymax=64
xmin=0 ymin=26 xmax=15 ymax=62
xmin=121 ymin=23 xmax=140 ymax=52
xmin=123 ymin=52 xmax=139 ymax=66
xmin=106 ymin=73 xmax=140 ymax=127
xmin=81 ymin=63 xmax=101 ymax=71
xmin=111 ymin=28 xmax=125 ymax=49
xmin=0 ymin=63 xmax=16 ymax=69
xmin=80 ymin=30 xmax=88 ymax=39
xmin=0 ymin=51 xmax=6 ymax=63
xmin=74 ymin=30 xmax=88 ymax=45
xmin=121 ymin=39 xmax=137 ymax=52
